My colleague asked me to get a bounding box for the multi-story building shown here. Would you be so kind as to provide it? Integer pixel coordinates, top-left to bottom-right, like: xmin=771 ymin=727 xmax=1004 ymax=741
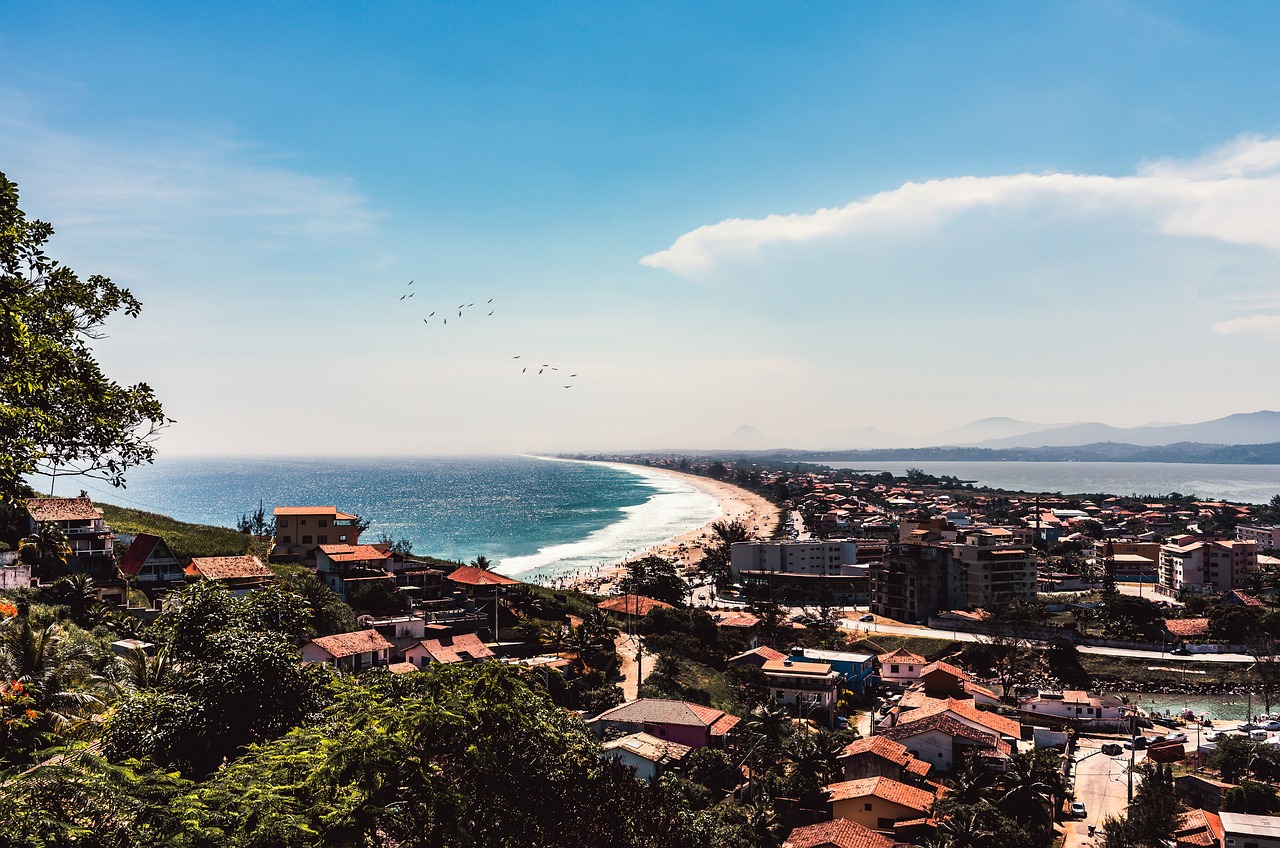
xmin=761 ymin=657 xmax=841 ymax=726
xmin=271 ymin=506 xmax=362 ymax=562
xmin=730 ymin=539 xmax=875 ymax=576
xmin=869 ymin=541 xmax=956 ymax=622
xmin=1157 ymin=537 xmax=1258 ymax=595
xmin=1235 ymin=524 xmax=1280 ymax=550
xmin=951 ymin=529 xmax=1037 ymax=609
xmin=25 ymin=497 xmax=115 ymax=579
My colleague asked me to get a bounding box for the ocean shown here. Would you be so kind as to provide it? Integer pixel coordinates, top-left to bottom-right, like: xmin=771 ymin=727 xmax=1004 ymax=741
xmin=816 ymin=460 xmax=1280 ymax=504
xmin=33 ymin=456 xmax=720 ymax=583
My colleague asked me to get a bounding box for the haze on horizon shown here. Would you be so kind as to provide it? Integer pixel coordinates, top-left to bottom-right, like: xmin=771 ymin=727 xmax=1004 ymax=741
xmin=4 ymin=3 xmax=1280 ymax=457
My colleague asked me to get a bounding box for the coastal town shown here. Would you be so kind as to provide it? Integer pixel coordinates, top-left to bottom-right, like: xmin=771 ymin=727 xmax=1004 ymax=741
xmin=5 ymin=454 xmax=1280 ymax=847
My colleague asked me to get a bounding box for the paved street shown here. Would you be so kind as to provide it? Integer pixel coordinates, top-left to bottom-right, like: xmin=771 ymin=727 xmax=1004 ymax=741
xmin=1064 ymin=736 xmax=1143 ymax=848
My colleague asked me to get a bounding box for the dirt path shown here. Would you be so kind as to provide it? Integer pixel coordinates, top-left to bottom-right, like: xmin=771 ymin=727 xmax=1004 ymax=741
xmin=614 ymin=633 xmax=653 ymax=701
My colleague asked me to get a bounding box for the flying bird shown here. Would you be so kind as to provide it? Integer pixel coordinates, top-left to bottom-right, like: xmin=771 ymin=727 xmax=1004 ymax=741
xmin=443 ymin=318 xmax=447 ymax=325
xmin=569 ymin=374 xmax=577 ymax=377
xmin=513 ymin=355 xmax=521 ymax=359
xmin=538 ymin=368 xmax=544 ymax=374
xmin=399 ymin=295 xmax=406 ymax=300
xmin=467 ymin=303 xmax=474 ymax=307
xmin=423 ymin=319 xmax=428 ymax=324
xmin=407 ymin=292 xmax=414 ymax=298
xmin=487 ymin=311 xmax=493 ymax=316
xmin=458 ymin=310 xmax=462 ymax=317
xmin=429 ymin=311 xmax=435 ymax=317
xmin=408 ymin=280 xmax=414 ymax=285
xmin=564 ymin=385 xmax=572 ymax=389
xmin=522 ymin=367 xmax=526 ymax=373
xmin=487 ymin=298 xmax=493 ymax=303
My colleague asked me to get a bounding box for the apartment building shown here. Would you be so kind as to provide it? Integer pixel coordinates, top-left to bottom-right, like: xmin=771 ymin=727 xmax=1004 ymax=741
xmin=730 ymin=539 xmax=870 ymax=576
xmin=1158 ymin=537 xmax=1259 ymax=595
xmin=869 ymin=541 xmax=957 ymax=622
xmin=271 ymin=506 xmax=362 ymax=562
xmin=951 ymin=529 xmax=1037 ymax=609
xmin=1236 ymin=524 xmax=1280 ymax=550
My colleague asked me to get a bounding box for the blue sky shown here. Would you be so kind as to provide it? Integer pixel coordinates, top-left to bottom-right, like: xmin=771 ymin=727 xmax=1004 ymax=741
xmin=5 ymin=2 xmax=1280 ymax=453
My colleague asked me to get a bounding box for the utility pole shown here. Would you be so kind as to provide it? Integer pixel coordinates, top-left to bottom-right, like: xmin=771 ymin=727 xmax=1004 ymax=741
xmin=1128 ymin=711 xmax=1138 ymax=803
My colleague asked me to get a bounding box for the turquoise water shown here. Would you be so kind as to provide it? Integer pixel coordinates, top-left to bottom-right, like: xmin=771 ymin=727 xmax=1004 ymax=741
xmin=33 ymin=456 xmax=719 ymax=583
xmin=819 ymin=460 xmax=1280 ymax=504
xmin=1113 ymin=691 xmax=1252 ymax=723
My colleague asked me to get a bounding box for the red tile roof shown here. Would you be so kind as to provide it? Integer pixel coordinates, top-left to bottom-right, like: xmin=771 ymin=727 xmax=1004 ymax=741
xmin=782 ymin=818 xmax=898 ymax=848
xmin=273 ymin=506 xmax=357 ymax=518
xmin=730 ymin=646 xmax=788 ymax=665
xmin=838 ymin=736 xmax=931 ymax=777
xmin=1164 ymin=618 xmax=1210 ymax=637
xmin=1223 ymin=589 xmax=1264 ymax=607
xmin=1175 ymin=809 xmax=1224 ymax=848
xmin=597 ymin=594 xmax=674 ymax=616
xmin=413 ymin=632 xmax=495 ymax=664
xmin=446 ymin=565 xmax=519 ymax=587
xmin=187 ymin=555 xmax=273 ymax=581
xmin=920 ymin=661 xmax=970 ymax=681
xmin=713 ymin=611 xmax=761 ymax=628
xmin=593 ymin=698 xmax=736 ymax=731
xmin=307 ymin=628 xmax=393 ymax=659
xmin=317 ymin=544 xmax=391 ymax=562
xmin=878 ymin=714 xmax=1011 ymax=756
xmin=894 ymin=696 xmax=1021 ymax=739
xmin=26 ymin=497 xmax=101 ymax=522
xmin=878 ymin=647 xmax=926 ymax=665
xmin=824 ymin=776 xmax=935 ymax=814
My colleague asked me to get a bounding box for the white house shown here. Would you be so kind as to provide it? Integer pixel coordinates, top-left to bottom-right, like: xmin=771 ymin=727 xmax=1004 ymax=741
xmin=601 ymin=732 xmax=692 ymax=782
xmin=877 ymin=647 xmax=926 ymax=687
xmin=1019 ymin=690 xmax=1129 ymax=721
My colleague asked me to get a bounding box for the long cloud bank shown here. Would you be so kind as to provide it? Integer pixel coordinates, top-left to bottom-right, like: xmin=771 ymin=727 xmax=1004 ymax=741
xmin=641 ymin=137 xmax=1280 ymax=337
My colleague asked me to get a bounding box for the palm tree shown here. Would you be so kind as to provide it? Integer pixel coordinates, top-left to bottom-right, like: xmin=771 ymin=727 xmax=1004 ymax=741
xmin=0 ymin=618 xmax=113 ymax=737
xmin=993 ymin=749 xmax=1062 ymax=837
xmin=117 ymin=646 xmax=173 ymax=691
xmin=19 ymin=522 xmax=72 ymax=578
xmin=935 ymin=803 xmax=996 ymax=848
xmin=46 ymin=573 xmax=104 ymax=628
xmin=783 ymin=731 xmax=844 ymax=804
xmin=470 ymin=555 xmax=493 ymax=571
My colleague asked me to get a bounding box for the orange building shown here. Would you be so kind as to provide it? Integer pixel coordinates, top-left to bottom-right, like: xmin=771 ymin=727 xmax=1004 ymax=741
xmin=272 ymin=506 xmax=362 ymax=562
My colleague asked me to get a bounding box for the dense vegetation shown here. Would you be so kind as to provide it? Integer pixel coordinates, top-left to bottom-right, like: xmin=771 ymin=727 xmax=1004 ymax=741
xmin=100 ymin=504 xmax=253 ymax=560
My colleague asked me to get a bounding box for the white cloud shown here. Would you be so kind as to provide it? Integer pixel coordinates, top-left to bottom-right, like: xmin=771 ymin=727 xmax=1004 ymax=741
xmin=640 ymin=135 xmax=1280 ymax=278
xmin=1211 ymin=314 xmax=1280 ymax=336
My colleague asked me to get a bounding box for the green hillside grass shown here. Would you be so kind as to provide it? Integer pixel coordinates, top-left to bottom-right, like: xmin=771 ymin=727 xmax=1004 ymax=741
xmin=99 ymin=504 xmax=251 ymax=560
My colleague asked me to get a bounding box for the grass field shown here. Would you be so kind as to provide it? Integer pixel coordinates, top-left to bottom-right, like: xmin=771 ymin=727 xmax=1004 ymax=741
xmin=99 ymin=504 xmax=252 ymax=560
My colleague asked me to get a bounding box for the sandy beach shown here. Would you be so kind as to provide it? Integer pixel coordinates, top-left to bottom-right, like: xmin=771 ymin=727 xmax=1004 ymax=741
xmin=562 ymin=463 xmax=781 ymax=593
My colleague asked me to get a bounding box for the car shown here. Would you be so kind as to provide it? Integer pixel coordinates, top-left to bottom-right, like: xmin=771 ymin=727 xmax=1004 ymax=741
xmin=1265 ymin=721 xmax=1280 ymax=731
xmin=859 ymin=614 xmax=874 ymax=622
xmin=1206 ymin=731 xmax=1224 ymax=742
xmin=1251 ymin=729 xmax=1269 ymax=742
xmin=1124 ymin=737 xmax=1147 ymax=750
xmin=1171 ymin=646 xmax=1190 ymax=655
xmin=1165 ymin=732 xmax=1188 ymax=743
xmin=1147 ymin=735 xmax=1165 ymax=745
xmin=1238 ymin=722 xmax=1260 ymax=733
xmin=1101 ymin=743 xmax=1123 ymax=756
xmin=1070 ymin=802 xmax=1087 ymax=819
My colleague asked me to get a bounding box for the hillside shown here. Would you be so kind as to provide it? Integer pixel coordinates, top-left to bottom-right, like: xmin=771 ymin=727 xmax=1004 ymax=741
xmin=98 ymin=504 xmax=252 ymax=560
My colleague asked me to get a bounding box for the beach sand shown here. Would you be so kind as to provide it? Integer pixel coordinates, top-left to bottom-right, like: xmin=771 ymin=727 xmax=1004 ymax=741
xmin=563 ymin=464 xmax=781 ymax=593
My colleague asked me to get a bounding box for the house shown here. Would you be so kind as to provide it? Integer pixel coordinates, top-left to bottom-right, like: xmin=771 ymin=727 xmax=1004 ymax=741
xmin=597 ymin=594 xmax=674 ymax=619
xmin=446 ymin=565 xmax=520 ymax=596
xmin=25 ymin=497 xmax=115 ymax=578
xmin=790 ymin=647 xmax=877 ymax=695
xmin=1164 ymin=618 xmax=1211 ymax=643
xmin=1220 ymin=811 xmax=1280 ymax=848
xmin=589 ymin=698 xmax=740 ymax=749
xmin=300 ymin=628 xmax=393 ymax=673
xmin=877 ymin=648 xmax=926 ymax=688
xmin=185 ymin=555 xmax=274 ymax=593
xmin=1019 ymin=690 xmax=1129 ymax=722
xmin=314 ymin=544 xmax=394 ymax=600
xmin=885 ymin=696 xmax=1021 ymax=742
xmin=761 ymin=658 xmax=841 ymax=725
xmin=601 ymin=732 xmax=692 ymax=782
xmin=781 ymin=818 xmax=900 ymax=848
xmin=271 ymin=506 xmax=362 ymax=562
xmin=1174 ymin=809 xmax=1223 ymax=848
xmin=117 ymin=533 xmax=184 ymax=584
xmin=1220 ymin=589 xmax=1265 ymax=607
xmin=729 ymin=645 xmax=788 ymax=668
xmin=405 ymin=627 xmax=495 ymax=666
xmin=711 ymin=610 xmax=761 ymax=646
xmin=876 ymin=713 xmax=1011 ymax=774
xmin=837 ymin=736 xmax=932 ymax=783
xmin=823 ymin=776 xmax=936 ymax=833
xmin=916 ymin=661 xmax=971 ymax=699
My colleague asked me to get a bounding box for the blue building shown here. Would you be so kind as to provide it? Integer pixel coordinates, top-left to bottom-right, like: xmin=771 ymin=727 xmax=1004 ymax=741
xmin=788 ymin=647 xmax=877 ymax=694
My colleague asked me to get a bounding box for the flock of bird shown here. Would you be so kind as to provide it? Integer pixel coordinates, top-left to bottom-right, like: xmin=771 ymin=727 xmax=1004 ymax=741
xmin=398 ymin=279 xmax=579 ymax=389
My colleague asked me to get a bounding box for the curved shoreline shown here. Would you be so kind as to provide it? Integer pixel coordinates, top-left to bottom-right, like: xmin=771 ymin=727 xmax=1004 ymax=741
xmin=547 ymin=460 xmax=782 ymax=592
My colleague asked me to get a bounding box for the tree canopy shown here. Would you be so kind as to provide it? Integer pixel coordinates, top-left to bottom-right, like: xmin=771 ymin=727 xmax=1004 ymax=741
xmin=0 ymin=172 xmax=168 ymax=505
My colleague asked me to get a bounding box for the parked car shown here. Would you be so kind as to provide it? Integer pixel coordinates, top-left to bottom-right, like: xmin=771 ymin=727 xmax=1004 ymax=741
xmin=1165 ymin=732 xmax=1188 ymax=743
xmin=1147 ymin=735 xmax=1165 ymax=745
xmin=1171 ymin=645 xmax=1190 ymax=655
xmin=1124 ymin=737 xmax=1147 ymax=750
xmin=859 ymin=614 xmax=874 ymax=622
xmin=1070 ymin=802 xmax=1087 ymax=819
xmin=1251 ymin=729 xmax=1269 ymax=742
xmin=1265 ymin=721 xmax=1280 ymax=731
xmin=1206 ymin=731 xmax=1224 ymax=742
xmin=1101 ymin=743 xmax=1123 ymax=756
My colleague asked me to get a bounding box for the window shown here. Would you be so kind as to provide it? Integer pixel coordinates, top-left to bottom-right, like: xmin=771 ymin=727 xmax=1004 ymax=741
xmin=279 ymin=519 xmax=288 ymax=528
xmin=283 ymin=535 xmax=292 ymax=543
xmin=339 ymin=535 xmax=347 ymax=542
xmin=319 ymin=519 xmax=328 ymax=527
xmin=302 ymin=535 xmax=312 ymax=544
xmin=891 ymin=664 xmax=899 ymax=673
xmin=318 ymin=535 xmax=328 ymax=544
xmin=877 ymin=818 xmax=895 ymax=829
xmin=863 ymin=802 xmax=872 ymax=811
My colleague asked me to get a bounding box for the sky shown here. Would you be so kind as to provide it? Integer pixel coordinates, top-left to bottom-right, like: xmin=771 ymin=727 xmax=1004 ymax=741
xmin=5 ymin=2 xmax=1280 ymax=454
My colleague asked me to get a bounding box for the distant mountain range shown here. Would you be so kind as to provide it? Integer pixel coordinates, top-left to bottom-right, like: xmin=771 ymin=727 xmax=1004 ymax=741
xmin=777 ymin=440 xmax=1280 ymax=465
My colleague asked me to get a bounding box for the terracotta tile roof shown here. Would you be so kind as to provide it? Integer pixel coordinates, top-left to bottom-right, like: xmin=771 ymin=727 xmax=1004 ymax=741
xmin=920 ymin=661 xmax=970 ymax=682
xmin=118 ymin=533 xmax=164 ymax=576
xmin=1223 ymin=589 xmax=1264 ymax=607
xmin=712 ymin=611 xmax=761 ymax=628
xmin=838 ymin=736 xmax=931 ymax=777
xmin=597 ymin=594 xmax=674 ymax=616
xmin=602 ymin=731 xmax=693 ymax=765
xmin=446 ymin=565 xmax=520 ymax=587
xmin=709 ymin=713 xmax=742 ymax=737
xmin=824 ymin=776 xmax=935 ymax=814
xmin=730 ymin=646 xmax=788 ymax=664
xmin=782 ymin=818 xmax=898 ymax=848
xmin=317 ymin=544 xmax=392 ymax=562
xmin=898 ymin=690 xmax=945 ymax=711
xmin=307 ymin=628 xmax=393 ymax=659
xmin=1176 ymin=809 xmax=1224 ymax=848
xmin=895 ymin=697 xmax=1021 ymax=739
xmin=878 ymin=647 xmax=926 ymax=665
xmin=878 ymin=714 xmax=1010 ymax=756
xmin=1164 ymin=618 xmax=1210 ymax=637
xmin=413 ymin=632 xmax=495 ymax=664
xmin=26 ymin=497 xmax=101 ymax=522
xmin=592 ymin=698 xmax=733 ymax=729
xmin=273 ymin=506 xmax=357 ymax=518
xmin=187 ymin=555 xmax=273 ymax=581
xmin=386 ymin=662 xmax=418 ymax=674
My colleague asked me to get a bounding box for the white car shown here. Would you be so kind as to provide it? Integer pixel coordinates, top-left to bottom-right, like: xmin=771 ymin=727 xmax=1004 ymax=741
xmin=1070 ymin=802 xmax=1087 ymax=819
xmin=1265 ymin=721 xmax=1280 ymax=731
xmin=1164 ymin=732 xmax=1188 ymax=743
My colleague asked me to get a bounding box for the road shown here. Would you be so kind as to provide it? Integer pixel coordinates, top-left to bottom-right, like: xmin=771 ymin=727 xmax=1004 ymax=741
xmin=1064 ymin=736 xmax=1143 ymax=848
xmin=837 ymin=618 xmax=1256 ymax=663
xmin=614 ymin=634 xmax=653 ymax=701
